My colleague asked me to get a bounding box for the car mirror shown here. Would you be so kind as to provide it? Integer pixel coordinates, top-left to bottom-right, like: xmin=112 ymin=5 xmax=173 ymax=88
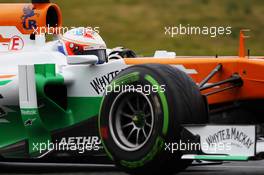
xmin=67 ymin=55 xmax=99 ymax=65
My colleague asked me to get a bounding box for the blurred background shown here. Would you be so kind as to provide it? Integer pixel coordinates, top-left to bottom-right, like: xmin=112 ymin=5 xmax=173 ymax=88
xmin=2 ymin=0 xmax=264 ymax=56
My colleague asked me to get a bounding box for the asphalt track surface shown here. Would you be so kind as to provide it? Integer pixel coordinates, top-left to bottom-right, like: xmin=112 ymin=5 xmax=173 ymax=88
xmin=0 ymin=160 xmax=263 ymax=175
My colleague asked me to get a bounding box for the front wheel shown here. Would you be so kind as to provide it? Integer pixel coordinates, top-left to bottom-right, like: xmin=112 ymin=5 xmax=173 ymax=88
xmin=99 ymin=64 xmax=208 ymax=175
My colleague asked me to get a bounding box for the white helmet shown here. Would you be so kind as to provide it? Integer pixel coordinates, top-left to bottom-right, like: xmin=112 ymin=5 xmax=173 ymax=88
xmin=58 ymin=27 xmax=107 ymax=64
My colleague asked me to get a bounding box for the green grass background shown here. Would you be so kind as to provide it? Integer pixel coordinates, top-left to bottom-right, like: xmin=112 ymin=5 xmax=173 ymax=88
xmin=2 ymin=0 xmax=264 ymax=56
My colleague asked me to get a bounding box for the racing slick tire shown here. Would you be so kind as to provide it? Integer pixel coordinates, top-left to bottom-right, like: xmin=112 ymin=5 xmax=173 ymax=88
xmin=99 ymin=64 xmax=208 ymax=175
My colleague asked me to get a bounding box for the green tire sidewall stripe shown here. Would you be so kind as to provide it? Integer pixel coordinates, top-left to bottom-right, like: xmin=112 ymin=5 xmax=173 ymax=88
xmin=119 ymin=74 xmax=169 ymax=168
xmin=145 ymin=74 xmax=169 ymax=135
xmin=99 ymin=72 xmax=169 ymax=168
xmin=98 ymin=72 xmax=140 ymax=161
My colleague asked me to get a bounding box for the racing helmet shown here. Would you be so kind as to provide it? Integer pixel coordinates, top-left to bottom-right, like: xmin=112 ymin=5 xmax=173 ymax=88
xmin=58 ymin=27 xmax=107 ymax=64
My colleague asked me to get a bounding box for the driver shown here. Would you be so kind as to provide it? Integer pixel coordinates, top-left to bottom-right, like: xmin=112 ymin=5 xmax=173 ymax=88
xmin=58 ymin=27 xmax=107 ymax=64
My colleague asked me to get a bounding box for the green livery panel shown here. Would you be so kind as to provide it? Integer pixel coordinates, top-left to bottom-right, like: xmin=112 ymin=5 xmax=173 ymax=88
xmin=0 ymin=64 xmax=103 ymax=158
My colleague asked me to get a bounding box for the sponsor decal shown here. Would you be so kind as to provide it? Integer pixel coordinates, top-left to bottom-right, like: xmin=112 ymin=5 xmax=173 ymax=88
xmin=59 ymin=136 xmax=102 ymax=148
xmin=90 ymin=70 xmax=121 ymax=94
xmin=21 ymin=5 xmax=39 ymax=30
xmin=22 ymin=109 xmax=37 ymax=126
xmin=21 ymin=109 xmax=38 ymax=115
xmin=8 ymin=36 xmax=24 ymax=51
xmin=58 ymin=136 xmax=103 ymax=153
xmin=90 ymin=65 xmax=196 ymax=95
xmin=0 ymin=35 xmax=24 ymax=51
xmin=206 ymin=127 xmax=254 ymax=149
xmin=24 ymin=118 xmax=36 ymax=126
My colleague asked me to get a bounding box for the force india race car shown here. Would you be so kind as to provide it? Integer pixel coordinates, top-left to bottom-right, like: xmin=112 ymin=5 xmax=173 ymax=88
xmin=1 ymin=0 xmax=264 ymax=175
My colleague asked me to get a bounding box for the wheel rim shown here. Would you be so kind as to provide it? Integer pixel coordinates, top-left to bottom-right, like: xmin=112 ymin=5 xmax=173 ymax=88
xmin=109 ymin=90 xmax=154 ymax=151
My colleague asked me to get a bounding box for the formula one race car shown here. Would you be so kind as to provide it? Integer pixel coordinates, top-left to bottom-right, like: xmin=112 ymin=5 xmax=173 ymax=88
xmin=1 ymin=1 xmax=264 ymax=175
